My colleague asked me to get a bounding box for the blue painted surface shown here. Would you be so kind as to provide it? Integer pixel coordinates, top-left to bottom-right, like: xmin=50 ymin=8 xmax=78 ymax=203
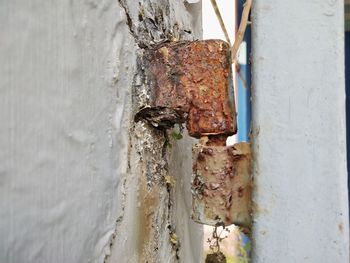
xmin=345 ymin=31 xmax=350 ymax=219
xmin=236 ymin=0 xmax=251 ymax=142
xmin=236 ymin=0 xmax=252 ymax=257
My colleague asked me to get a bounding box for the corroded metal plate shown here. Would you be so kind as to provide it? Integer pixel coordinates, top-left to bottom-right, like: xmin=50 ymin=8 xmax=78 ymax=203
xmin=192 ymin=142 xmax=251 ymax=227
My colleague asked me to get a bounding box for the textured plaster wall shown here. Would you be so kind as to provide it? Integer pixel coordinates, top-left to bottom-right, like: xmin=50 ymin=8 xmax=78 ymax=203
xmin=251 ymin=1 xmax=349 ymax=262
xmin=0 ymin=1 xmax=202 ymax=262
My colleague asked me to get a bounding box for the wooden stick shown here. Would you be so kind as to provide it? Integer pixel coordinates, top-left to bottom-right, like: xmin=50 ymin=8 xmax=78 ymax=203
xmin=231 ymin=0 xmax=252 ymax=64
xmin=210 ymin=0 xmax=231 ymax=45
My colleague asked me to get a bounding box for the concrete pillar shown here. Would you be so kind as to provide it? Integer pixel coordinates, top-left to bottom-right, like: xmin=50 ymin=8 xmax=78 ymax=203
xmin=251 ymin=1 xmax=349 ymax=262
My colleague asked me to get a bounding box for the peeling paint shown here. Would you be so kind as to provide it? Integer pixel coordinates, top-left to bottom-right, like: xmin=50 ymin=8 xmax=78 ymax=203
xmin=107 ymin=1 xmax=203 ymax=263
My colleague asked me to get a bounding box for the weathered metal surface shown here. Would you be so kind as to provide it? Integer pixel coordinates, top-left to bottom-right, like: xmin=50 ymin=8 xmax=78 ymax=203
xmin=135 ymin=39 xmax=250 ymax=228
xmin=192 ymin=142 xmax=251 ymax=227
xmin=139 ymin=39 xmax=237 ymax=138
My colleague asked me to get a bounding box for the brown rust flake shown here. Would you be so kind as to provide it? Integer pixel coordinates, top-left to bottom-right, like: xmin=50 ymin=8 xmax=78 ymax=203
xmin=191 ymin=142 xmax=251 ymax=227
xmin=142 ymin=40 xmax=237 ymax=137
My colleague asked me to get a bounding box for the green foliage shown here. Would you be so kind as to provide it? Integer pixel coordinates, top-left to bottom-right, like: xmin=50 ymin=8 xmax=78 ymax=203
xmin=165 ymin=129 xmax=183 ymax=149
xmin=226 ymin=256 xmax=235 ymax=263
xmin=170 ymin=131 xmax=183 ymax=140
xmin=236 ymin=234 xmax=250 ymax=263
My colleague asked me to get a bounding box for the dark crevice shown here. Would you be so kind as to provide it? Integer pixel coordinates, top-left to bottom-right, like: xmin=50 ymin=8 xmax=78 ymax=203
xmin=118 ymin=0 xmax=147 ymax=48
xmin=162 ymin=130 xmax=181 ymax=262
xmin=118 ymin=0 xmax=135 ymax=34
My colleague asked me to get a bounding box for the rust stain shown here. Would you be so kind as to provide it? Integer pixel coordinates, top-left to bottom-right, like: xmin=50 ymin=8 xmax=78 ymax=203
xmin=138 ymin=171 xmax=160 ymax=261
xmin=139 ymin=39 xmax=236 ymax=138
xmin=338 ymin=223 xmax=344 ymax=234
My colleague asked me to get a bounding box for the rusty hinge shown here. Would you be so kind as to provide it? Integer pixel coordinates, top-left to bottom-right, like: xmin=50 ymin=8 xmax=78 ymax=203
xmin=136 ymin=40 xmax=236 ymax=137
xmin=192 ymin=140 xmax=251 ymax=227
xmin=136 ymin=39 xmax=251 ymax=228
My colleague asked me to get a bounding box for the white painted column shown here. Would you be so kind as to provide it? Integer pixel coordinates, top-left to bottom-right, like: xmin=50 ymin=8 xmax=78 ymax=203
xmin=251 ymin=1 xmax=349 ymax=262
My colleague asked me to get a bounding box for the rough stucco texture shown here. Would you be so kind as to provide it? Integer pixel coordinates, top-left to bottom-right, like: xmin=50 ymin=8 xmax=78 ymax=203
xmin=0 ymin=0 xmax=202 ymax=262
xmin=251 ymin=1 xmax=349 ymax=262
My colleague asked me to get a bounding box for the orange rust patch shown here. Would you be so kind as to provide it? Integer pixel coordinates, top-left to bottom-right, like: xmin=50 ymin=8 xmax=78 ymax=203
xmin=138 ymin=174 xmax=160 ymax=261
xmin=142 ymin=40 xmax=236 ymax=137
xmin=338 ymin=223 xmax=344 ymax=234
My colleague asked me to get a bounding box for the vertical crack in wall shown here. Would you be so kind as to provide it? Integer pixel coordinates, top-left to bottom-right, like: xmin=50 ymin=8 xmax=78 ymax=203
xmin=117 ymin=0 xmax=137 ymax=41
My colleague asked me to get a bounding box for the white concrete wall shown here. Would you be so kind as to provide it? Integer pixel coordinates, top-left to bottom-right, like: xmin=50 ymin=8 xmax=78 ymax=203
xmin=251 ymin=1 xmax=349 ymax=262
xmin=0 ymin=1 xmax=202 ymax=262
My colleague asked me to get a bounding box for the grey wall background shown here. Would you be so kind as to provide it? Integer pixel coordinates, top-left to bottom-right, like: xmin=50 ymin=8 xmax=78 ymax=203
xmin=0 ymin=0 xmax=202 ymax=262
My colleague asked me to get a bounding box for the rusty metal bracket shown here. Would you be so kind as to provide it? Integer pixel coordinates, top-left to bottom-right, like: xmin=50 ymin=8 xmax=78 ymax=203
xmin=136 ymin=39 xmax=251 ymax=228
xmin=192 ymin=141 xmax=251 ymax=227
xmin=136 ymin=39 xmax=236 ymax=137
